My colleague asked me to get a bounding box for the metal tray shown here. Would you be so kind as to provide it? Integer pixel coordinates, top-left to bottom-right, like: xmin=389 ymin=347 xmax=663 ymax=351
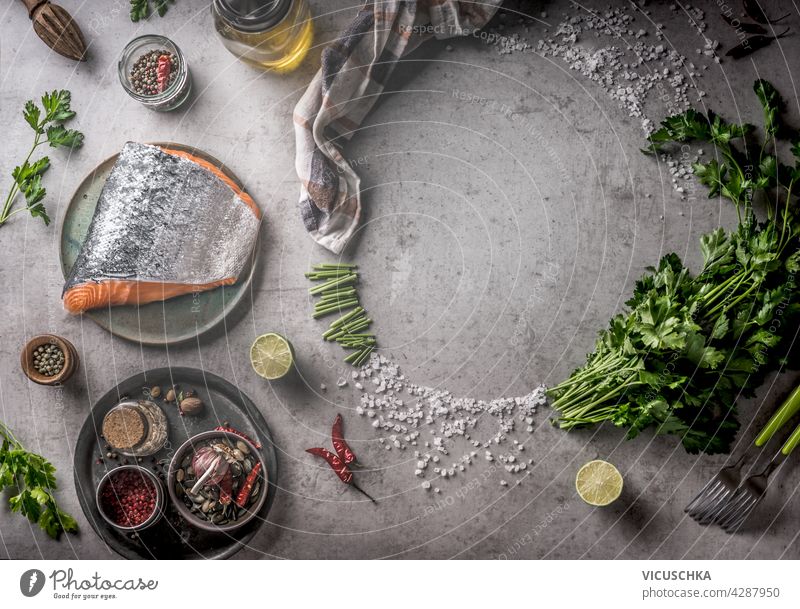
xmin=73 ymin=367 xmax=278 ymax=559
xmin=59 ymin=142 xmax=259 ymax=346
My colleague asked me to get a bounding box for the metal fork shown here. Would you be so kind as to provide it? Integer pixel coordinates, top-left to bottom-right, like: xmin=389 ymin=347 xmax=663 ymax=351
xmin=716 ymin=420 xmax=800 ymax=532
xmin=684 ymin=454 xmax=746 ymax=524
xmin=714 ymin=455 xmax=783 ymax=532
xmin=685 ymin=384 xmax=800 ymax=529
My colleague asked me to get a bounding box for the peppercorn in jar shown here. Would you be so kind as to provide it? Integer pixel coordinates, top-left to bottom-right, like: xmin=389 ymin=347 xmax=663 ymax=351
xmin=118 ymin=35 xmax=191 ymax=111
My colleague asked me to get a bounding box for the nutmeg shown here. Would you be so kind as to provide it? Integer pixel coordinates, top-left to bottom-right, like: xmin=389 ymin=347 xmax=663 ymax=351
xmin=179 ymin=396 xmax=204 ymax=416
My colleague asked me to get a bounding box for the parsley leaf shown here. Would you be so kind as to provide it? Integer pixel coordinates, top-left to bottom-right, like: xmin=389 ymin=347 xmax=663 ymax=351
xmin=23 ymin=101 xmax=41 ymax=132
xmin=0 ymin=422 xmax=78 ymax=539
xmin=130 ymin=0 xmax=150 ymax=21
xmin=130 ymin=0 xmax=174 ymax=21
xmin=754 ymin=79 xmax=781 ymax=136
xmin=550 ymin=81 xmax=800 ymax=455
xmin=693 ymin=160 xmax=726 ymax=198
xmin=154 ymin=0 xmax=174 ymax=17
xmin=46 ymin=125 xmax=84 ymax=149
xmin=0 ymin=90 xmax=83 ymax=228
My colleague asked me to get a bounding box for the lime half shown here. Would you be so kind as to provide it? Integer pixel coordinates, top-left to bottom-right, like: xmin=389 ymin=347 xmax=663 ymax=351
xmin=576 ymin=460 xmax=623 ymax=506
xmin=250 ymin=333 xmax=294 ymax=380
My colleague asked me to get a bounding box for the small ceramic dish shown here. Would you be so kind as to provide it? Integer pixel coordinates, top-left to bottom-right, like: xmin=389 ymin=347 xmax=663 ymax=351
xmin=167 ymin=430 xmax=267 ymax=533
xmin=96 ymin=465 xmax=165 ymax=532
xmin=20 ymin=334 xmax=79 ymax=385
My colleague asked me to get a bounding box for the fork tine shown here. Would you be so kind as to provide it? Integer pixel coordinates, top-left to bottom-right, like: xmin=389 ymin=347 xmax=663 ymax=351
xmin=687 ymin=480 xmax=724 ymax=513
xmin=694 ymin=493 xmax=728 ymax=522
xmin=692 ymin=482 xmax=728 ymax=513
xmin=686 ymin=479 xmax=722 ymax=513
xmin=722 ymin=499 xmax=759 ymax=532
xmin=686 ymin=455 xmax=748 ymax=519
xmin=712 ymin=489 xmax=749 ymax=522
xmin=704 ymin=490 xmax=746 ymax=525
xmin=722 ymin=510 xmax=752 ymax=533
xmin=717 ymin=495 xmax=757 ymax=528
xmin=696 ymin=488 xmax=735 ymax=524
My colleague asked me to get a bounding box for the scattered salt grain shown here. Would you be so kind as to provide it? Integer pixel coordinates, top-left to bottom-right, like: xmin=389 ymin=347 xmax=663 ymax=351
xmin=482 ymin=4 xmax=711 ymax=197
xmin=356 ymin=355 xmax=546 ymax=491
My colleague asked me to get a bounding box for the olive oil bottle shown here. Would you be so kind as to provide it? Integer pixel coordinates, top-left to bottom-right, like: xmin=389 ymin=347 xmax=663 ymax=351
xmin=212 ymin=0 xmax=313 ymax=73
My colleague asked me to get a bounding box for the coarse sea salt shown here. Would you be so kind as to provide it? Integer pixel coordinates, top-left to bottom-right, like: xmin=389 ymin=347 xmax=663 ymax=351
xmin=484 ymin=3 xmax=716 ymax=200
xmin=354 ymin=354 xmax=546 ymax=491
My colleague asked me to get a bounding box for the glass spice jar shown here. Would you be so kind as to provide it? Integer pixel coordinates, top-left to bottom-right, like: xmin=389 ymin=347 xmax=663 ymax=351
xmin=101 ymin=400 xmax=168 ymax=457
xmin=211 ymin=0 xmax=313 ymax=73
xmin=118 ymin=35 xmax=192 ymax=111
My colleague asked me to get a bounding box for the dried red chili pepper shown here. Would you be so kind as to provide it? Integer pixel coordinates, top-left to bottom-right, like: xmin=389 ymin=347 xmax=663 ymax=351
xmin=218 ymin=469 xmax=233 ymax=505
xmin=332 ymin=414 xmax=356 ymax=465
xmin=306 ymin=447 xmax=375 ymax=503
xmin=156 ymin=54 xmax=172 ymax=93
xmin=214 ymin=426 xmax=262 ymax=449
xmin=236 ymin=462 xmax=262 ymax=507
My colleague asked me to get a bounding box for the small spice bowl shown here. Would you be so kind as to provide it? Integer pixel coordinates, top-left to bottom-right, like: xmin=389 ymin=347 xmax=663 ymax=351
xmin=167 ymin=430 xmax=267 ymax=533
xmin=96 ymin=465 xmax=165 ymax=532
xmin=20 ymin=334 xmax=79 ymax=385
xmin=118 ymin=34 xmax=192 ymax=111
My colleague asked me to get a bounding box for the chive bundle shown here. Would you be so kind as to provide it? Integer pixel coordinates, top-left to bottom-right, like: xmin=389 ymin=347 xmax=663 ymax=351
xmin=307 ymin=264 xmax=377 ymax=367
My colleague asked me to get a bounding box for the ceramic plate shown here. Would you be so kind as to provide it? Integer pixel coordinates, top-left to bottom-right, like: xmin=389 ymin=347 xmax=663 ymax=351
xmin=73 ymin=367 xmax=278 ymax=560
xmin=60 ymin=142 xmax=259 ymax=346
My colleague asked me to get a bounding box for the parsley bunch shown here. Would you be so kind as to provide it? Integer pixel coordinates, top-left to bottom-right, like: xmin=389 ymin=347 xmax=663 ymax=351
xmin=130 ymin=0 xmax=174 ymax=22
xmin=0 ymin=422 xmax=78 ymax=539
xmin=550 ymin=80 xmax=800 ymax=454
xmin=0 ymin=90 xmax=83 ymax=228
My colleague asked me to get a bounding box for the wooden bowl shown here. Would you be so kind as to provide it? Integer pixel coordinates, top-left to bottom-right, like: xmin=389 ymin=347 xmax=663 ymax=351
xmin=21 ymin=334 xmax=79 ymax=385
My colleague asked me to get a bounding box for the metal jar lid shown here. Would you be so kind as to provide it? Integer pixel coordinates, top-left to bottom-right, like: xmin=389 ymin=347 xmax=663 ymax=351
xmin=213 ymin=0 xmax=293 ymax=32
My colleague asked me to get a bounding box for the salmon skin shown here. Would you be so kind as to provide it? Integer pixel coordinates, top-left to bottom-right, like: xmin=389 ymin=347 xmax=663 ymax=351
xmin=63 ymin=142 xmax=260 ymax=314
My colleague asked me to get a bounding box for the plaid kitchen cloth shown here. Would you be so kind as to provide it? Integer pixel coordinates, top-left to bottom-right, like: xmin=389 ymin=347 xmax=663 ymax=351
xmin=293 ymin=0 xmax=502 ymax=253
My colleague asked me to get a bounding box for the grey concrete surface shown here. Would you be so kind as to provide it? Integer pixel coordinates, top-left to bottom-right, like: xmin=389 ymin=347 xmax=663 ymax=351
xmin=1 ymin=0 xmax=799 ymax=559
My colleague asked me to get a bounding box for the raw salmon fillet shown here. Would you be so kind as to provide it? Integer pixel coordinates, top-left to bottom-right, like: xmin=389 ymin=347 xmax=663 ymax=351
xmin=63 ymin=143 xmax=260 ymax=314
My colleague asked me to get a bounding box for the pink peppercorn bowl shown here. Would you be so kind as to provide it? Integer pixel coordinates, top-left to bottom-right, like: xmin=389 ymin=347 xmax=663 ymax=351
xmin=95 ymin=465 xmax=165 ymax=533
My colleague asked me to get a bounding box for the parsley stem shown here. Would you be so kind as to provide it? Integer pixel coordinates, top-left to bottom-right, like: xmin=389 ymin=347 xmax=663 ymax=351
xmin=0 ymin=129 xmax=43 ymax=225
xmin=698 ymin=271 xmax=748 ymax=308
xmin=0 ymin=421 xmax=22 ymax=448
xmin=557 ymin=380 xmax=640 ymax=419
xmin=706 ymin=280 xmax=758 ymax=318
xmin=550 ymin=354 xmax=627 ymax=391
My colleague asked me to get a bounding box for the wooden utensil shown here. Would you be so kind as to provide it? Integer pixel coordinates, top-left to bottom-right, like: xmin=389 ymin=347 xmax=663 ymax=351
xmin=20 ymin=0 xmax=87 ymax=61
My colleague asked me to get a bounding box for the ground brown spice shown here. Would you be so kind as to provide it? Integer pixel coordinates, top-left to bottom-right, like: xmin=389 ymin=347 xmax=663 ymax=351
xmin=102 ymin=408 xmax=146 ymax=449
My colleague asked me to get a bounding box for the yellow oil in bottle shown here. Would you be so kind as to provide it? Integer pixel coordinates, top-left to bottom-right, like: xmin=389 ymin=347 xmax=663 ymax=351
xmin=213 ymin=0 xmax=314 ymax=73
